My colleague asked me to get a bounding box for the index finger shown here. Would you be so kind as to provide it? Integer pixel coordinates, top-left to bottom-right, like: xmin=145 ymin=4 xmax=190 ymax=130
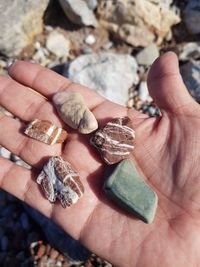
xmin=8 ymin=61 xmax=105 ymax=110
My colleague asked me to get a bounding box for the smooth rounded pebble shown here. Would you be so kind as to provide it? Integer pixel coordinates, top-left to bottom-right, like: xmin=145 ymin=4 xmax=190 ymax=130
xmin=52 ymin=91 xmax=98 ymax=134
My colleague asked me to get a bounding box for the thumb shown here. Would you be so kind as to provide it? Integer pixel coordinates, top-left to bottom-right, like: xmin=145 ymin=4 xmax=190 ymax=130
xmin=147 ymin=51 xmax=197 ymax=115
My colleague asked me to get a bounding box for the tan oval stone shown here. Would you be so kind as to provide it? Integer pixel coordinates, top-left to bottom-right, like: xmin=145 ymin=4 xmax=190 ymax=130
xmin=53 ymin=91 xmax=98 ymax=134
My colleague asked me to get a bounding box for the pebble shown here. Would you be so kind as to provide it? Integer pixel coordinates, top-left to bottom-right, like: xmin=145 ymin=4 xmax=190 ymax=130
xmin=0 ymin=106 xmax=13 ymax=117
xmin=15 ymin=159 xmax=31 ymax=169
xmin=180 ymin=60 xmax=200 ymax=102
xmin=81 ymin=47 xmax=93 ymax=54
xmin=37 ymin=244 xmax=46 ymax=259
xmin=53 ymin=91 xmax=98 ymax=134
xmin=136 ymin=44 xmax=159 ymax=66
xmin=0 ymin=59 xmax=7 ymax=68
xmin=127 ymin=98 xmax=134 ymax=108
xmin=24 ymin=119 xmax=67 ymax=145
xmin=84 ymin=34 xmax=96 ymax=45
xmin=104 ymin=159 xmax=158 ymax=224
xmin=91 ymin=117 xmax=135 ymax=165
xmin=34 ymin=41 xmax=41 ymax=50
xmin=50 ymin=248 xmax=59 ymax=260
xmin=0 ymin=146 xmax=11 ymax=159
xmin=37 ymin=156 xmax=84 ymax=207
xmin=83 ymin=0 xmax=97 ymax=10
xmin=46 ymin=31 xmax=71 ymax=58
xmin=102 ymin=41 xmax=113 ymax=50
xmin=138 ymin=81 xmax=150 ymax=102
xmin=179 ymin=42 xmax=200 ymax=61
xmin=148 ymin=106 xmax=157 ymax=116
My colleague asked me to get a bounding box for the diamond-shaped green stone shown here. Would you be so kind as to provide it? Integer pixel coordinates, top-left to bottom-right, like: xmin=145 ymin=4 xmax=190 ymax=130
xmin=103 ymin=159 xmax=158 ymax=224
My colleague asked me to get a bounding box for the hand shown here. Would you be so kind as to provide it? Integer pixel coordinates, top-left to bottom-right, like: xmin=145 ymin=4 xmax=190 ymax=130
xmin=0 ymin=52 xmax=200 ymax=267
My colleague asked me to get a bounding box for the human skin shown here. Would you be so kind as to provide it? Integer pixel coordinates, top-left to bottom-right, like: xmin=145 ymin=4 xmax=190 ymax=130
xmin=0 ymin=52 xmax=200 ymax=267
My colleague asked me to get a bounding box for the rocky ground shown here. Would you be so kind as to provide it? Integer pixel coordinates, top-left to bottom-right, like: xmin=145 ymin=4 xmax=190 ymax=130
xmin=0 ymin=0 xmax=200 ymax=266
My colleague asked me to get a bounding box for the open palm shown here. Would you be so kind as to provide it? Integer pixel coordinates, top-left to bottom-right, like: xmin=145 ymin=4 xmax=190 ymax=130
xmin=0 ymin=52 xmax=200 ymax=267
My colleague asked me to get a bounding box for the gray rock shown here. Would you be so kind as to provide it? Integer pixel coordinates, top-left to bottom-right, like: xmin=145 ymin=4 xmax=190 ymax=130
xmin=0 ymin=146 xmax=11 ymax=159
xmin=15 ymin=159 xmax=31 ymax=170
xmin=83 ymin=0 xmax=97 ymax=10
xmin=65 ymin=52 xmax=139 ymax=105
xmin=58 ymin=0 xmax=97 ymax=27
xmin=179 ymin=42 xmax=200 ymax=61
xmin=81 ymin=47 xmax=93 ymax=54
xmin=138 ymin=81 xmax=151 ymax=102
xmin=183 ymin=0 xmax=200 ymax=34
xmin=181 ymin=60 xmax=200 ymax=102
xmin=46 ymin=31 xmax=71 ymax=58
xmin=136 ymin=44 xmax=159 ymax=66
xmin=104 ymin=159 xmax=158 ymax=224
xmin=0 ymin=0 xmax=49 ymax=56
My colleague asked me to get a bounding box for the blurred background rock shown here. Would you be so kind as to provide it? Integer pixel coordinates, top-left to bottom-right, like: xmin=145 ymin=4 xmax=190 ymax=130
xmin=0 ymin=0 xmax=199 ymax=266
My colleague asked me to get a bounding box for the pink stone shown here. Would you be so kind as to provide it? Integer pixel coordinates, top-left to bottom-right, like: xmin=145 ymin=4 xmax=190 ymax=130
xmin=24 ymin=119 xmax=67 ymax=145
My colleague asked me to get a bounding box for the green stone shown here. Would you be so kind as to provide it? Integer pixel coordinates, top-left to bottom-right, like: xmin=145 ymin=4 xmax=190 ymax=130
xmin=103 ymin=159 xmax=158 ymax=224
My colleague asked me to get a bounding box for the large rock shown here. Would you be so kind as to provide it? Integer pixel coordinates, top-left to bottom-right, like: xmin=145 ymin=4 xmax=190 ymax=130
xmin=0 ymin=0 xmax=49 ymax=57
xmin=58 ymin=0 xmax=97 ymax=27
xmin=97 ymin=0 xmax=180 ymax=47
xmin=64 ymin=52 xmax=139 ymax=105
xmin=180 ymin=60 xmax=200 ymax=102
xmin=183 ymin=0 xmax=200 ymax=34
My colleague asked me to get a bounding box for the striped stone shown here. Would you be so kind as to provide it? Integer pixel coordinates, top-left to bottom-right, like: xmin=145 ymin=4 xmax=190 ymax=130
xmin=90 ymin=117 xmax=135 ymax=164
xmin=24 ymin=119 xmax=67 ymax=145
xmin=37 ymin=156 xmax=84 ymax=208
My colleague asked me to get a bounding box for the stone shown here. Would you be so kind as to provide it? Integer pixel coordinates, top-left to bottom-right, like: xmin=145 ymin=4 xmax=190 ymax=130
xmin=179 ymin=42 xmax=200 ymax=61
xmin=24 ymin=119 xmax=67 ymax=145
xmin=83 ymin=0 xmax=97 ymax=10
xmin=65 ymin=52 xmax=139 ymax=105
xmin=0 ymin=0 xmax=49 ymax=57
xmin=0 ymin=146 xmax=11 ymax=159
xmin=53 ymin=91 xmax=98 ymax=134
xmin=180 ymin=60 xmax=200 ymax=103
xmin=37 ymin=156 xmax=84 ymax=208
xmin=15 ymin=159 xmax=31 ymax=170
xmin=97 ymin=0 xmax=180 ymax=47
xmin=104 ymin=159 xmax=158 ymax=224
xmin=138 ymin=81 xmax=152 ymax=102
xmin=90 ymin=117 xmax=135 ymax=165
xmin=183 ymin=0 xmax=200 ymax=34
xmin=58 ymin=0 xmax=98 ymax=27
xmin=84 ymin=34 xmax=96 ymax=45
xmin=46 ymin=31 xmax=71 ymax=58
xmin=136 ymin=44 xmax=159 ymax=66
